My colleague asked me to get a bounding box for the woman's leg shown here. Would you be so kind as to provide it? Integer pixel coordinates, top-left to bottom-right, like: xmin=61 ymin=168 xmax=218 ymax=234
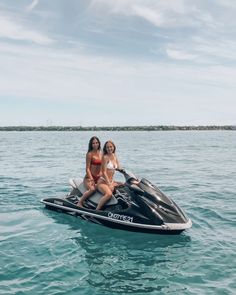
xmin=96 ymin=183 xmax=113 ymax=211
xmin=78 ymin=178 xmax=95 ymax=207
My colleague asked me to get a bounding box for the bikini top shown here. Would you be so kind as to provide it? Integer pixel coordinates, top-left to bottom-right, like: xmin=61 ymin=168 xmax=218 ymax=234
xmin=91 ymin=157 xmax=102 ymax=166
xmin=107 ymin=160 xmax=117 ymax=170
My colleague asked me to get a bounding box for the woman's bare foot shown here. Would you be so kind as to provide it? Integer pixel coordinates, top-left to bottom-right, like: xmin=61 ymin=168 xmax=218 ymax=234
xmin=77 ymin=201 xmax=84 ymax=208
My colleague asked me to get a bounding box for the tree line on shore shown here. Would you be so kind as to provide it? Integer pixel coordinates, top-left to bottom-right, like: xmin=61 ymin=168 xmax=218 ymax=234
xmin=0 ymin=125 xmax=235 ymax=131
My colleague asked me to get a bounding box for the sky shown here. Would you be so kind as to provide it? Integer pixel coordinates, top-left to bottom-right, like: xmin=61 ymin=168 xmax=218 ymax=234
xmin=0 ymin=0 xmax=236 ymax=126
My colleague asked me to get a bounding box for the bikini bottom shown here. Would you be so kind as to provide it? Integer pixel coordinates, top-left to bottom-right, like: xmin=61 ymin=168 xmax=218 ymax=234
xmin=85 ymin=174 xmax=100 ymax=184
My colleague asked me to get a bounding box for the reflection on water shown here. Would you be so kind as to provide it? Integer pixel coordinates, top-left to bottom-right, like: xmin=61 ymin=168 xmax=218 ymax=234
xmin=43 ymin=209 xmax=191 ymax=294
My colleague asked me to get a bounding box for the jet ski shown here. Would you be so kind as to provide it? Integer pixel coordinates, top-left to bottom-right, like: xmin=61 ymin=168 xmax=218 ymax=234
xmin=41 ymin=169 xmax=192 ymax=234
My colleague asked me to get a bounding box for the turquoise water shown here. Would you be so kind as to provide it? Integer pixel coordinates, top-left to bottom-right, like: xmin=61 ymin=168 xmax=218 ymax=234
xmin=0 ymin=131 xmax=235 ymax=295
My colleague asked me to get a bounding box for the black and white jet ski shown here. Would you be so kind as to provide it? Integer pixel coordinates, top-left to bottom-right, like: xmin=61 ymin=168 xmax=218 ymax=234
xmin=41 ymin=169 xmax=192 ymax=234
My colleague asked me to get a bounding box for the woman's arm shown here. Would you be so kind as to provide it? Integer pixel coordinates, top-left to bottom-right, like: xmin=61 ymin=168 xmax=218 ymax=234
xmin=85 ymin=152 xmax=93 ymax=180
xmin=101 ymin=155 xmax=112 ymax=185
xmin=115 ymin=155 xmax=121 ymax=170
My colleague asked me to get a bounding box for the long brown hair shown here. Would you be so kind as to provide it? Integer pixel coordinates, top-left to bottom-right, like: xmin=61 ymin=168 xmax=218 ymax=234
xmin=88 ymin=136 xmax=101 ymax=152
xmin=103 ymin=140 xmax=116 ymax=154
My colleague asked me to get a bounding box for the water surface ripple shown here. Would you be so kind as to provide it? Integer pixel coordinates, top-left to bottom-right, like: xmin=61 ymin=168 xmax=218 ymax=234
xmin=0 ymin=131 xmax=235 ymax=294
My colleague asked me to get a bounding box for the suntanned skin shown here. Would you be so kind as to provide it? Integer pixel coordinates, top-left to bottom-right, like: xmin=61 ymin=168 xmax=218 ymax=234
xmin=78 ymin=138 xmax=102 ymax=207
xmin=96 ymin=141 xmax=122 ymax=211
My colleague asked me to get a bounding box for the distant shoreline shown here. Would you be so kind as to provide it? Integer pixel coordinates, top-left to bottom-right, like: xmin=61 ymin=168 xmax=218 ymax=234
xmin=0 ymin=125 xmax=235 ymax=131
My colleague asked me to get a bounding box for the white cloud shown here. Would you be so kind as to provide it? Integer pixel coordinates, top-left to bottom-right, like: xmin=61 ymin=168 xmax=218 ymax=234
xmin=131 ymin=5 xmax=164 ymax=26
xmin=0 ymin=14 xmax=53 ymax=45
xmin=0 ymin=41 xmax=235 ymax=105
xmin=216 ymin=0 xmax=236 ymax=9
xmin=26 ymin=0 xmax=39 ymax=12
xmin=166 ymin=48 xmax=197 ymax=61
xmin=89 ymin=0 xmax=204 ymax=28
xmin=191 ymin=36 xmax=236 ymax=61
xmin=0 ymin=0 xmax=236 ymax=125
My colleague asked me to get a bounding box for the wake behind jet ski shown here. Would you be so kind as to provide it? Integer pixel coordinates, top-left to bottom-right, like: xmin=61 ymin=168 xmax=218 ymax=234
xmin=41 ymin=169 xmax=192 ymax=234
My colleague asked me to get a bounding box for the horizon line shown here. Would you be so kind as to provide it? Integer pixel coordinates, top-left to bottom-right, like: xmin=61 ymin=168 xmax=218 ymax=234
xmin=0 ymin=125 xmax=235 ymax=131
xmin=0 ymin=124 xmax=236 ymax=127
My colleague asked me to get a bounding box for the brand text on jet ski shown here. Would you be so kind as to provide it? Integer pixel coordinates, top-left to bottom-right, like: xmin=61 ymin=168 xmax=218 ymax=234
xmin=108 ymin=212 xmax=133 ymax=223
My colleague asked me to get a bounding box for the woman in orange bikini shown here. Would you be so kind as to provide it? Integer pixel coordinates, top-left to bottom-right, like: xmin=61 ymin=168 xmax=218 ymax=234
xmin=78 ymin=136 xmax=102 ymax=207
xmin=96 ymin=140 xmax=122 ymax=211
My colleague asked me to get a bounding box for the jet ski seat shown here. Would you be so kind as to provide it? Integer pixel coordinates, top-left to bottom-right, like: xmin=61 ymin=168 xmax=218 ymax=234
xmin=69 ymin=178 xmax=118 ymax=206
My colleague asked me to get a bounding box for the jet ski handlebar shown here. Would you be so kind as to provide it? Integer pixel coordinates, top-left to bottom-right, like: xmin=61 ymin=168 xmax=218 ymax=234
xmin=115 ymin=168 xmax=126 ymax=174
xmin=116 ymin=168 xmax=139 ymax=183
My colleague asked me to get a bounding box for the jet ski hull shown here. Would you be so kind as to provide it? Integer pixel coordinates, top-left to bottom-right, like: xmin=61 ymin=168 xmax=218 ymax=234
xmin=41 ymin=196 xmax=192 ymax=235
xmin=41 ymin=170 xmax=192 ymax=234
